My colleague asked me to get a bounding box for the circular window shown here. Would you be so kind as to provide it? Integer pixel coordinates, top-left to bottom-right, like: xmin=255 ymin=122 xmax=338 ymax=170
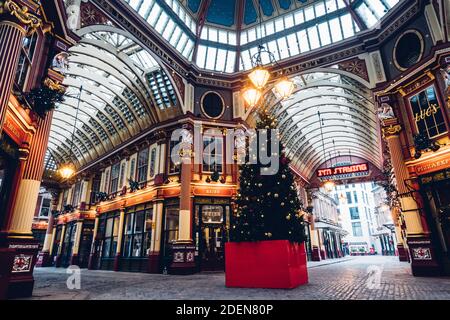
xmin=201 ymin=92 xmax=225 ymax=119
xmin=393 ymin=30 xmax=424 ymax=71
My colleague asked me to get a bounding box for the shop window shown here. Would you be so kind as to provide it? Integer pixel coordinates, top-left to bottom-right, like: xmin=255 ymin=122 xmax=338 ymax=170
xmin=122 ymin=204 xmax=153 ymax=258
xmin=346 ymin=192 xmax=352 ymax=204
xmin=353 ymin=191 xmax=358 ymax=203
xmin=164 ymin=204 xmax=179 ymax=244
xmin=169 ymin=139 xmax=180 ymax=174
xmin=137 ymin=148 xmax=149 ymax=183
xmin=39 ymin=197 xmax=51 ymax=217
xmin=202 ymin=135 xmax=223 ymax=173
xmin=90 ymin=174 xmax=101 ymax=204
xmin=119 ymin=162 xmax=126 ymax=190
xmin=100 ymin=212 xmax=120 ymax=258
xmin=104 ymin=170 xmax=110 ymax=194
xmin=71 ymin=181 xmax=82 ymax=207
xmin=350 ymin=207 xmax=360 ymax=220
xmin=62 ymin=189 xmax=69 ymax=206
xmin=15 ymin=33 xmax=38 ymax=90
xmin=352 ymin=222 xmax=363 ymax=237
xmin=129 ymin=158 xmax=136 ymax=180
xmin=149 ymin=148 xmax=157 ymax=178
xmin=409 ymin=86 xmax=447 ymax=139
xmin=110 ymin=162 xmax=121 ymax=193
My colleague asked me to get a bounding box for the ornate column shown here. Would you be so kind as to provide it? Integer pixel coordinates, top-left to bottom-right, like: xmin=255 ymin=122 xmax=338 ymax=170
xmin=382 ymin=119 xmax=440 ymax=276
xmin=147 ymin=199 xmax=163 ymax=273
xmin=170 ymin=128 xmax=195 ymax=274
xmin=113 ymin=207 xmax=125 ymax=271
xmin=70 ymin=220 xmax=83 ymax=266
xmin=54 ymin=223 xmax=66 ymax=268
xmin=35 ymin=213 xmax=55 ymax=267
xmin=0 ymin=0 xmax=41 ymax=133
xmin=87 ymin=214 xmax=99 ymax=270
xmin=8 ymin=110 xmax=55 ymax=235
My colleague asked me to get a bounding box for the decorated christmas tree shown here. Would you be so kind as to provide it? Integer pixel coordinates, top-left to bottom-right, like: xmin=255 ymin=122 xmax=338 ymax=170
xmin=230 ymin=109 xmax=307 ymax=243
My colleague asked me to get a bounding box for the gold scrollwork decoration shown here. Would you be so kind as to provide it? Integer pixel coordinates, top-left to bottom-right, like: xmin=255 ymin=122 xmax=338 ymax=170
xmin=0 ymin=0 xmax=42 ymax=30
xmin=44 ymin=77 xmax=66 ymax=93
xmin=382 ymin=124 xmax=402 ymax=138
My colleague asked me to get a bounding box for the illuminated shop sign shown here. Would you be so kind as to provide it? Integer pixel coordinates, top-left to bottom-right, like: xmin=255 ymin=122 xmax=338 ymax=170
xmin=316 ymin=163 xmax=370 ymax=181
xmin=409 ymin=86 xmax=447 ymax=139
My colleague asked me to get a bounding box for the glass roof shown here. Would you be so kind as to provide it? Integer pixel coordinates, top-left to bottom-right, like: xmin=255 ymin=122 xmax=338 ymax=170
xmin=124 ymin=0 xmax=401 ymax=73
xmin=260 ymin=70 xmax=382 ymax=179
xmin=47 ymin=26 xmax=181 ymax=169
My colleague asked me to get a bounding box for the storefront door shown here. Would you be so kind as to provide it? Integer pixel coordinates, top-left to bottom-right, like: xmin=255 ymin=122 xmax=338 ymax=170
xmin=201 ymin=223 xmax=225 ymax=271
xmin=0 ymin=136 xmax=19 ymax=229
xmin=420 ymin=176 xmax=450 ymax=274
xmin=195 ymin=202 xmax=230 ymax=271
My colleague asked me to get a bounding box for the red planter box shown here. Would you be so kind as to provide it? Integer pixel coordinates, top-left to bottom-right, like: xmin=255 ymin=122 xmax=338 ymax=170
xmin=225 ymin=240 xmax=309 ymax=289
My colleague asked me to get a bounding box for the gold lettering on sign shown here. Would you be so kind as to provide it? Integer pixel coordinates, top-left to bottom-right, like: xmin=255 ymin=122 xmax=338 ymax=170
xmin=415 ymin=104 xmax=439 ymax=123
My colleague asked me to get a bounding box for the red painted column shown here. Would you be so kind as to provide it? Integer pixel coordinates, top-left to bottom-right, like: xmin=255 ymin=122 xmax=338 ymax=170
xmin=3 ymin=110 xmax=55 ymax=298
xmin=382 ymin=118 xmax=441 ymax=276
xmin=0 ymin=1 xmax=40 ymax=133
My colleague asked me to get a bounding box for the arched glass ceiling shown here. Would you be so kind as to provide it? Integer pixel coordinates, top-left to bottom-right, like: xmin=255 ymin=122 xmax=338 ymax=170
xmin=123 ymin=0 xmax=401 ymax=72
xmin=263 ymin=71 xmax=382 ymax=179
xmin=47 ymin=26 xmax=181 ymax=170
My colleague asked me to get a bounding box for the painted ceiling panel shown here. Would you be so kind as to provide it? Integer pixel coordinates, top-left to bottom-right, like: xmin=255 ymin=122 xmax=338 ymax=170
xmin=206 ymin=0 xmax=237 ymax=27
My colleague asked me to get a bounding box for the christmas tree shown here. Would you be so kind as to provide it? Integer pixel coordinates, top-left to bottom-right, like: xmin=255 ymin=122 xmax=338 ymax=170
xmin=230 ymin=109 xmax=307 ymax=243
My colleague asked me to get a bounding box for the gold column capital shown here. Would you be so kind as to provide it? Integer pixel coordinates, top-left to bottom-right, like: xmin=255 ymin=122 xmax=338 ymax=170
xmin=382 ymin=124 xmax=402 ymax=139
xmin=44 ymin=77 xmax=66 ymax=93
xmin=0 ymin=0 xmax=41 ymax=30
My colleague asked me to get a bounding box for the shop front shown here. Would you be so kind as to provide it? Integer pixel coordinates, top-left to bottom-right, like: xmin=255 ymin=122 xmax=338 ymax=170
xmin=0 ymin=135 xmax=20 ymax=228
xmin=52 ymin=213 xmax=96 ymax=268
xmin=194 ymin=197 xmax=231 ymax=271
xmin=411 ymin=151 xmax=450 ymax=275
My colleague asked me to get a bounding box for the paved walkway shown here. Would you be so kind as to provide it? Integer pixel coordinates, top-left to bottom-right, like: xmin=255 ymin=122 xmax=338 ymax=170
xmin=26 ymin=256 xmax=450 ymax=300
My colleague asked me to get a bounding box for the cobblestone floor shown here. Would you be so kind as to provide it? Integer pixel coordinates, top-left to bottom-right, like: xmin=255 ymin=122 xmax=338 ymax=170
xmin=25 ymin=256 xmax=450 ymax=300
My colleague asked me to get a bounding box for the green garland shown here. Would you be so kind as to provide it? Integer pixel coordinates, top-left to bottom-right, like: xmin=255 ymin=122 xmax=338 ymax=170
xmin=26 ymin=87 xmax=64 ymax=118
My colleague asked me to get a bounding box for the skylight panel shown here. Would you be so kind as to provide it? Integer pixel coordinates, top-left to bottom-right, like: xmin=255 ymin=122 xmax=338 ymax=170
xmin=318 ymin=22 xmax=331 ymax=46
xmin=147 ymin=3 xmax=162 ymax=26
xmin=287 ymin=33 xmax=299 ymax=56
xmin=325 ymin=0 xmax=337 ymax=13
xmin=355 ymin=3 xmax=378 ymax=28
xmin=205 ymin=47 xmax=217 ymax=70
xmin=304 ymin=6 xmax=315 ymax=21
xmin=155 ymin=11 xmax=169 ymax=33
xmin=277 ymin=37 xmax=289 ymax=59
xmin=228 ymin=32 xmax=237 ymax=45
xmin=314 ymin=1 xmax=326 ymax=18
xmin=340 ymin=14 xmax=355 ymax=38
xmin=216 ymin=49 xmax=227 ymax=72
xmin=284 ymin=14 xmax=294 ymax=29
xmin=169 ymin=26 xmax=182 ymax=46
xmin=307 ymin=26 xmax=320 ymax=49
xmin=275 ymin=17 xmax=284 ymax=33
xmin=162 ymin=19 xmax=176 ymax=39
xmin=329 ymin=17 xmax=343 ymax=42
xmin=225 ymin=51 xmax=236 ymax=73
xmin=297 ymin=30 xmax=310 ymax=53
xmin=294 ymin=9 xmax=304 ymax=24
xmin=138 ymin=0 xmax=153 ymax=17
xmin=196 ymin=45 xmax=207 ymax=68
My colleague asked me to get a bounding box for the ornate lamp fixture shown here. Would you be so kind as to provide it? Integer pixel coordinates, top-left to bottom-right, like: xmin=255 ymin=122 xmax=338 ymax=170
xmin=274 ymin=76 xmax=295 ymax=99
xmin=323 ymin=180 xmax=336 ymax=193
xmin=242 ymin=85 xmax=262 ymax=108
xmin=242 ymin=2 xmax=294 ymax=108
xmin=58 ymin=86 xmax=83 ymax=180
